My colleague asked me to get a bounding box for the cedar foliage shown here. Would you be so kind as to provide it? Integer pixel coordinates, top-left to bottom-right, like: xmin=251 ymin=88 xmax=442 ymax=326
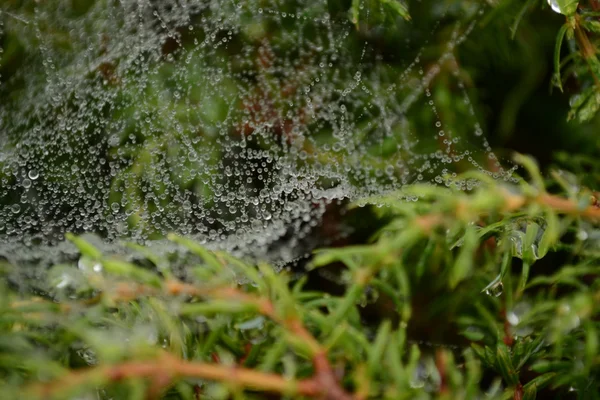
xmin=1 ymin=1 xmax=600 ymax=399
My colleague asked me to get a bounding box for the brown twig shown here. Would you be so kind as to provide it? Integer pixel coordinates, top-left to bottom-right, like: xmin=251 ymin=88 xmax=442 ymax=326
xmin=537 ymin=192 xmax=600 ymax=219
xmin=435 ymin=350 xmax=449 ymax=395
xmin=513 ymin=382 xmax=524 ymax=400
xmin=501 ymin=309 xmax=515 ymax=347
xmin=415 ymin=190 xmax=600 ymax=233
xmin=31 ymin=352 xmax=321 ymax=399
xmin=573 ymin=14 xmax=600 ymax=90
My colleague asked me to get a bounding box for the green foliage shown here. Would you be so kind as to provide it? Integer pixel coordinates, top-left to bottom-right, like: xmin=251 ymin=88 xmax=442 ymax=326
xmin=351 ymin=0 xmax=411 ymax=27
xmin=1 ymin=1 xmax=600 ymax=399
xmin=1 ymin=157 xmax=599 ymax=399
xmin=545 ymin=0 xmax=600 ymax=122
xmin=551 ymin=0 xmax=580 ymax=16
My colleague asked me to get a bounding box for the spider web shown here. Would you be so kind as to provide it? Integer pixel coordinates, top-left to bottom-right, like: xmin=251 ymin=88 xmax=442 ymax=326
xmin=0 ymin=0 xmax=515 ymax=269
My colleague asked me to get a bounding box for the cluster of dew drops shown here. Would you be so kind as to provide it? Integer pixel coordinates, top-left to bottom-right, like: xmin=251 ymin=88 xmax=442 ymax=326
xmin=0 ymin=0 xmax=515 ymax=262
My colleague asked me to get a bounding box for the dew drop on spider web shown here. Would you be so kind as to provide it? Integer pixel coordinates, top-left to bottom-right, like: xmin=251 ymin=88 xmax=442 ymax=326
xmin=0 ymin=0 xmax=514 ymax=275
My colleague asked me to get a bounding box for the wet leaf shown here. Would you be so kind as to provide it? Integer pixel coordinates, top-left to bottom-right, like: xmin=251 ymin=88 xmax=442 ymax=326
xmin=547 ymin=0 xmax=579 ymax=16
xmin=553 ymin=23 xmax=570 ymax=92
xmin=496 ymin=343 xmax=519 ymax=386
xmin=65 ymin=234 xmax=102 ymax=260
xmin=450 ymin=227 xmax=478 ymax=288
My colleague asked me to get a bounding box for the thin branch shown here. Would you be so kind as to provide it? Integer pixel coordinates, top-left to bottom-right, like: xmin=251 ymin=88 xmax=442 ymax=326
xmin=31 ymin=352 xmax=321 ymax=398
xmin=415 ymin=189 xmax=600 ymax=233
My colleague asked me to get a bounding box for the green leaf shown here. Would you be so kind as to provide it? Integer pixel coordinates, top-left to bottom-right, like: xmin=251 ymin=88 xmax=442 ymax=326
xmin=496 ymin=343 xmax=519 ymax=386
xmin=101 ymin=259 xmax=161 ymax=286
xmin=576 ymin=91 xmax=600 ymax=123
xmin=537 ymin=210 xmax=559 ymax=259
xmin=415 ymin=238 xmax=436 ymax=279
xmin=387 ymin=335 xmax=408 ymax=387
xmin=523 ymin=372 xmax=556 ymax=391
xmin=583 ymin=19 xmax=600 ymax=33
xmin=547 ymin=0 xmax=579 ymax=16
xmin=382 ymin=0 xmax=411 ymax=21
xmin=513 ymin=153 xmax=545 ymax=192
xmin=217 ymin=252 xmax=264 ymax=292
xmin=328 ymin=284 xmax=364 ymax=331
xmin=350 ymin=0 xmax=411 ymax=27
xmin=167 ymin=233 xmax=223 ymax=271
xmin=514 ymin=336 xmax=544 ymax=370
xmin=450 ymin=227 xmax=478 ymax=288
xmin=125 ymin=242 xmax=173 ymax=279
xmin=65 ymin=233 xmax=102 ymax=259
xmin=530 ymin=360 xmax=570 ymax=373
xmin=462 ymin=328 xmax=485 ymax=341
xmin=351 ymin=0 xmax=360 ymax=27
xmin=584 ymin=323 xmax=598 ymax=373
xmin=179 ymin=300 xmax=259 ymax=315
xmin=367 ymin=320 xmax=391 ymax=375
xmin=523 ymin=222 xmax=540 ymax=262
xmin=471 ymin=343 xmax=491 ymax=365
xmin=522 ymin=384 xmax=536 ymax=400
xmin=511 ymin=0 xmax=537 ymax=39
xmin=553 ymin=23 xmax=569 ymax=92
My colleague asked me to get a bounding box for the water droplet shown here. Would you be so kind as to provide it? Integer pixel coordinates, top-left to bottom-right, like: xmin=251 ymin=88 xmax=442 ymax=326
xmin=483 ymin=276 xmax=504 ymax=297
xmin=547 ymin=0 xmax=566 ymax=14
xmin=0 ymin=0 xmax=514 ymax=272
xmin=577 ymin=230 xmax=588 ymax=241
xmin=507 ymin=311 xmax=519 ymax=326
xmin=28 ymin=169 xmax=39 ymax=180
xmin=55 ymin=272 xmax=72 ymax=289
xmin=78 ymin=257 xmax=102 ymax=273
